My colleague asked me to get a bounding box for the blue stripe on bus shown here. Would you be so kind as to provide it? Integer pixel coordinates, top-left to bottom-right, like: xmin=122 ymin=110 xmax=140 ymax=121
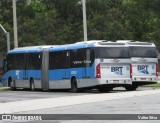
xmin=2 ymin=64 xmax=95 ymax=82
xmin=2 ymin=70 xmax=41 ymax=81
xmin=49 ymin=66 xmax=95 ymax=80
xmin=2 ymin=42 xmax=95 ymax=85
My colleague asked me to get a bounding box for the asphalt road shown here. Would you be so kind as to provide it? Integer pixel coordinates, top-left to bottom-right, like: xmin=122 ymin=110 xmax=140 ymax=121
xmin=16 ymin=92 xmax=160 ymax=123
xmin=0 ymin=87 xmax=160 ymax=123
xmin=0 ymin=86 xmax=157 ymax=103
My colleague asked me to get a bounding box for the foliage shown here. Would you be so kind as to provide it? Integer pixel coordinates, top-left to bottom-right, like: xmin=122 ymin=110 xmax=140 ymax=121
xmin=144 ymin=83 xmax=160 ymax=87
xmin=0 ymin=0 xmax=160 ymax=52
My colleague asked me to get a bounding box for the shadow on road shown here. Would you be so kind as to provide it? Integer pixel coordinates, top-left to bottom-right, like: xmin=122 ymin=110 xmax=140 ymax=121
xmin=6 ymin=87 xmax=128 ymax=94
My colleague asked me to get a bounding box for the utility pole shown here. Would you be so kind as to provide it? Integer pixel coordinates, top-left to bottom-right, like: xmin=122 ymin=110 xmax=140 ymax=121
xmin=82 ymin=0 xmax=88 ymax=41
xmin=13 ymin=0 xmax=18 ymax=48
xmin=27 ymin=0 xmax=31 ymax=5
xmin=0 ymin=24 xmax=10 ymax=52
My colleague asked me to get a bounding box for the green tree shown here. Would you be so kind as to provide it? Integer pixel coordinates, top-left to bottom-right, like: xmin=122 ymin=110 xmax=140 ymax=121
xmin=0 ymin=0 xmax=160 ymax=52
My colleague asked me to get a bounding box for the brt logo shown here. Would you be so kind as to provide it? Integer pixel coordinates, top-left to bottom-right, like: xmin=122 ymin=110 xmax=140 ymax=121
xmin=111 ymin=67 xmax=123 ymax=75
xmin=137 ymin=65 xmax=149 ymax=74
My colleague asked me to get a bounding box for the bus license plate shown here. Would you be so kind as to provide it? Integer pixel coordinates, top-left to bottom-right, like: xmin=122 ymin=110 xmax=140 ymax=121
xmin=113 ymin=80 xmax=119 ymax=83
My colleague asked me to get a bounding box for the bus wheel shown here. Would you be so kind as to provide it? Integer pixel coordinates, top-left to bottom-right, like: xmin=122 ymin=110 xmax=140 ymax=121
xmin=125 ymin=85 xmax=138 ymax=91
xmin=10 ymin=80 xmax=16 ymax=91
xmin=30 ymin=79 xmax=35 ymax=91
xmin=71 ymin=78 xmax=79 ymax=93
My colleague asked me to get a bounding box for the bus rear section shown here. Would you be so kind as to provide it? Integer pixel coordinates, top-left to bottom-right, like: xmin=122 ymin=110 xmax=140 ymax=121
xmin=94 ymin=43 xmax=132 ymax=92
xmin=126 ymin=44 xmax=158 ymax=91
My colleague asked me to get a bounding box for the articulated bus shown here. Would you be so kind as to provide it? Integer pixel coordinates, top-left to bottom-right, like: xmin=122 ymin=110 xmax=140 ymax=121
xmin=1 ymin=40 xmax=132 ymax=92
xmin=118 ymin=40 xmax=158 ymax=91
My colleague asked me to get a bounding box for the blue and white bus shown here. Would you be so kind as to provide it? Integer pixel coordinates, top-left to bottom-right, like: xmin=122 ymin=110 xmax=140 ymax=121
xmin=117 ymin=40 xmax=158 ymax=91
xmin=1 ymin=40 xmax=132 ymax=92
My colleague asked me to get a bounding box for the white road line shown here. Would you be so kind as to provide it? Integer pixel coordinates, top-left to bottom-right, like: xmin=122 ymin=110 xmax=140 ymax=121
xmin=0 ymin=89 xmax=160 ymax=113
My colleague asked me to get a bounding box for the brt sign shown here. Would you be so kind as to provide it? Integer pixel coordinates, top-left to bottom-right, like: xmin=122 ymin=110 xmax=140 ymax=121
xmin=137 ymin=65 xmax=149 ymax=74
xmin=111 ymin=67 xmax=123 ymax=75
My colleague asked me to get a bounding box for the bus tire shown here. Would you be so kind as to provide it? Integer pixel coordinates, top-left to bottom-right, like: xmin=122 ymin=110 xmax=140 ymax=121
xmin=71 ymin=78 xmax=79 ymax=93
xmin=30 ymin=79 xmax=35 ymax=91
xmin=125 ymin=85 xmax=138 ymax=91
xmin=10 ymin=79 xmax=16 ymax=91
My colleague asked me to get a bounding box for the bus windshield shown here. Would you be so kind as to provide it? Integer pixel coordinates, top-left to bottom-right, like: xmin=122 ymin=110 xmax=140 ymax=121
xmin=130 ymin=46 xmax=157 ymax=58
xmin=95 ymin=47 xmax=130 ymax=59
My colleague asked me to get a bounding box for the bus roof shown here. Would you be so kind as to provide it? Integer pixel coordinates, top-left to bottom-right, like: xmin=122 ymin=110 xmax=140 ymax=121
xmin=116 ymin=40 xmax=155 ymax=46
xmin=49 ymin=41 xmax=95 ymax=52
xmin=7 ymin=40 xmax=130 ymax=54
xmin=127 ymin=42 xmax=155 ymax=46
xmin=49 ymin=40 xmax=129 ymax=52
xmin=8 ymin=45 xmax=56 ymax=54
xmin=14 ymin=45 xmax=57 ymax=50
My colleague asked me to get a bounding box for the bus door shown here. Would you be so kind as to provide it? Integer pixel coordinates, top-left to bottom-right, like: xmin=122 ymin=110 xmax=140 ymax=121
xmin=25 ymin=53 xmax=42 ymax=85
xmin=85 ymin=49 xmax=91 ymax=78
xmin=22 ymin=53 xmax=34 ymax=88
xmin=23 ymin=54 xmax=28 ymax=80
xmin=14 ymin=53 xmax=27 ymax=88
xmin=63 ymin=51 xmax=70 ymax=79
xmin=41 ymin=49 xmax=49 ymax=90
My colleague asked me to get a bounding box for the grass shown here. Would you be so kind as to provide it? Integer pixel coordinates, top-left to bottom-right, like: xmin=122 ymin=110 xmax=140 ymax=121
xmin=144 ymin=83 xmax=160 ymax=87
xmin=0 ymin=87 xmax=10 ymax=92
xmin=0 ymin=100 xmax=7 ymax=103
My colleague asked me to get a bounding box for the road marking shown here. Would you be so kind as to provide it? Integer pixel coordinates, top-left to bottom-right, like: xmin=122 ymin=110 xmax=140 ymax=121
xmin=0 ymin=89 xmax=160 ymax=113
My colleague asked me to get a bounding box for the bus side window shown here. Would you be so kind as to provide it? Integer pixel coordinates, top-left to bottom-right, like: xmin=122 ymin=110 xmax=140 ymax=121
xmin=3 ymin=59 xmax=7 ymax=71
xmin=27 ymin=53 xmax=41 ymax=70
xmin=49 ymin=51 xmax=65 ymax=70
xmin=1 ymin=59 xmax=7 ymax=73
xmin=120 ymin=49 xmax=127 ymax=57
xmin=7 ymin=55 xmax=13 ymax=70
xmin=37 ymin=54 xmax=42 ymax=69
